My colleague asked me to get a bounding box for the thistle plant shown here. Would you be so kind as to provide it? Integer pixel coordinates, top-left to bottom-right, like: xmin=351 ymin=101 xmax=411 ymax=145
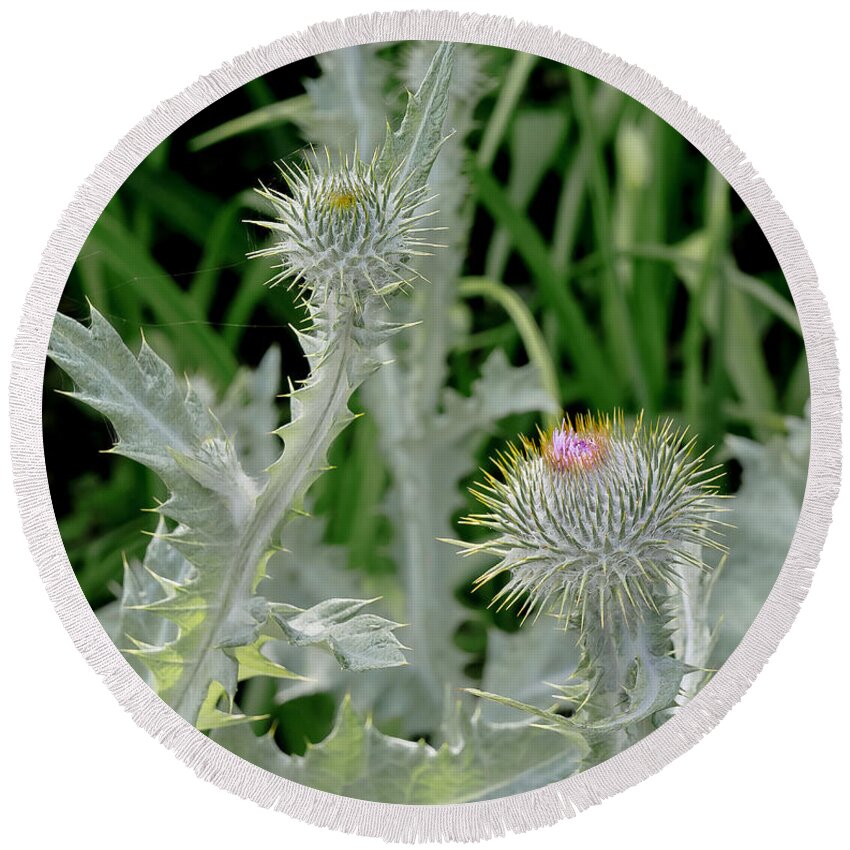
xmin=45 ymin=38 xmax=807 ymax=805
xmin=47 ymin=42 xmax=455 ymax=730
xmin=456 ymin=413 xmax=727 ymax=738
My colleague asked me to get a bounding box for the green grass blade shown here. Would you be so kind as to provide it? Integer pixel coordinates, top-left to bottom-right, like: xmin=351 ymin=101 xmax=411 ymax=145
xmin=220 ymin=253 xmax=305 ymax=349
xmin=569 ymin=70 xmax=650 ymax=408
xmin=470 ymin=165 xmax=619 ymax=407
xmin=571 ymin=242 xmax=801 ymax=336
xmin=627 ymin=115 xmax=682 ymax=410
xmin=87 ymin=213 xmax=237 ymax=384
xmin=784 ymin=350 xmax=810 ymax=413
xmin=75 ymin=251 xmax=109 ymax=314
xmin=476 ymin=51 xmax=537 ymax=170
xmin=121 ymin=168 xmax=221 ymax=244
xmin=190 ymin=190 xmax=263 ymax=314
xmin=329 ymin=415 xmax=388 ymax=570
xmin=682 ymin=169 xmax=728 ymax=436
xmin=459 ymin=276 xmax=561 ymax=424
xmin=189 ymin=95 xmax=312 ymax=152
xmin=728 ymin=268 xmax=801 ymax=334
xmin=550 ymin=85 xmax=624 ymax=276
xmin=485 ymin=109 xmax=569 ymax=282
xmin=723 ymin=283 xmax=777 ymax=441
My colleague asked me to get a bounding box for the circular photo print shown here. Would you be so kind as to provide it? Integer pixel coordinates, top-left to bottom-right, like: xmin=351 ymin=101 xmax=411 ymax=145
xmin=44 ymin=40 xmax=809 ymax=804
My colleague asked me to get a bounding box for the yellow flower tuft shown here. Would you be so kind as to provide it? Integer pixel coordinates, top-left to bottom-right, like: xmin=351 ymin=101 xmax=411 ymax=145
xmin=326 ymin=189 xmax=358 ymax=212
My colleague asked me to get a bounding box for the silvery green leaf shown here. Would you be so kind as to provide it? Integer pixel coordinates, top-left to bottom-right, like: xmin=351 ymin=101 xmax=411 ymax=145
xmin=396 ymin=45 xmax=494 ymax=399
xmin=486 ymin=109 xmax=569 ymax=281
xmin=215 ymin=697 xmax=589 ymax=803
xmin=95 ymin=600 xmax=121 ymax=645
xmin=49 ymin=309 xmax=260 ymax=722
xmin=52 ymin=44 xmax=461 ymax=743
xmin=441 ymin=347 xmax=558 ymax=431
xmin=94 ymin=518 xmax=191 ymax=656
xmin=260 ymin=514 xmax=413 ymax=710
xmin=369 ymin=348 xmax=558 ymax=735
xmin=377 ymin=42 xmax=455 ymax=195
xmin=709 ymin=414 xmax=809 ymax=666
xmin=478 ymin=618 xmax=581 ymax=722
xmin=211 ymin=346 xmax=281 ymax=476
xmin=270 ymin=598 xmax=407 ymax=672
xmin=118 ymin=517 xmax=193 ymax=683
xmin=260 ymin=358 xmax=557 ymax=734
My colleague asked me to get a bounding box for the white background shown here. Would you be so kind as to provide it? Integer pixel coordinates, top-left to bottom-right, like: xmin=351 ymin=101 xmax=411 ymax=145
xmin=1 ymin=1 xmax=847 ymax=846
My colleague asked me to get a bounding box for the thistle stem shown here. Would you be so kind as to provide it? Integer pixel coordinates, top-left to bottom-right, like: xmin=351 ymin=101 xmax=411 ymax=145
xmin=170 ymin=314 xmax=362 ymax=721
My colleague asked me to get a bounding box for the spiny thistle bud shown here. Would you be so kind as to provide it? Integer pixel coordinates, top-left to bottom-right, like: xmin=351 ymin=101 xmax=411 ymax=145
xmin=249 ymin=149 xmax=441 ymax=312
xmin=456 ymin=412 xmax=726 ymax=628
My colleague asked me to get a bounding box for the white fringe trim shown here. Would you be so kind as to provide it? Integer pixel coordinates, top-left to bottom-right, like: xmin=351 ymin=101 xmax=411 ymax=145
xmin=8 ymin=9 xmax=841 ymax=843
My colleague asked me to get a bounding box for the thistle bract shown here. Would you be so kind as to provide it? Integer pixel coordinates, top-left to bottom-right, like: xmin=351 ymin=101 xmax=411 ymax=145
xmin=250 ymin=151 xmax=437 ymax=311
xmin=461 ymin=413 xmax=724 ymax=625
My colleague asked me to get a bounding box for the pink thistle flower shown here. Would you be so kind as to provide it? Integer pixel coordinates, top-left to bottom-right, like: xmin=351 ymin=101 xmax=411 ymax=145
xmin=546 ymin=421 xmax=606 ymax=471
